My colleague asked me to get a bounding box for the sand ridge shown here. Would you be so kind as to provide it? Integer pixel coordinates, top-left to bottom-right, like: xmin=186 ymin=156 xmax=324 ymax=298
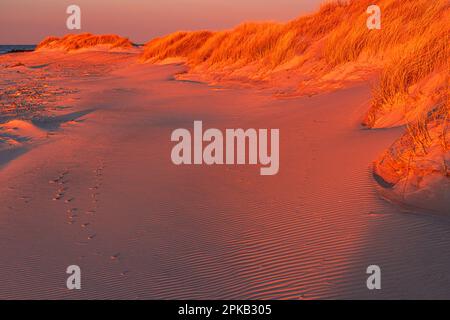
xmin=1 ymin=48 xmax=450 ymax=299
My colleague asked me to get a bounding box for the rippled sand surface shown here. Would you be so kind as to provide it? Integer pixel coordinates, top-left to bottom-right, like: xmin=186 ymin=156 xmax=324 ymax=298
xmin=1 ymin=51 xmax=450 ymax=299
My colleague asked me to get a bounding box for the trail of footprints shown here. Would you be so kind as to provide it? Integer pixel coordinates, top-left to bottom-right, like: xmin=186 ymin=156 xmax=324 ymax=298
xmin=49 ymin=162 xmax=104 ymax=238
xmin=48 ymin=160 xmax=127 ymax=274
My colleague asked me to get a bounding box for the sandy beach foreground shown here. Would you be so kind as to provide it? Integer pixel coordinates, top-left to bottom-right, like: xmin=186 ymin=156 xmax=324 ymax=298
xmin=1 ymin=50 xmax=450 ymax=299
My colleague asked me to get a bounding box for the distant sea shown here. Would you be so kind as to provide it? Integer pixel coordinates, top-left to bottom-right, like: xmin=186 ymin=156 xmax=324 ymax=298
xmin=0 ymin=45 xmax=36 ymax=55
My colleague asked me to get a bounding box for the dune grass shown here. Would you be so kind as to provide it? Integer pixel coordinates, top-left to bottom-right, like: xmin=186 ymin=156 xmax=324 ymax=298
xmin=141 ymin=1 xmax=448 ymax=123
xmin=360 ymin=1 xmax=450 ymax=127
xmin=36 ymin=33 xmax=134 ymax=51
xmin=34 ymin=1 xmax=448 ymax=187
xmin=375 ymin=96 xmax=449 ymax=187
xmin=140 ymin=1 xmax=352 ymax=69
xmin=140 ymin=0 xmax=449 ymax=187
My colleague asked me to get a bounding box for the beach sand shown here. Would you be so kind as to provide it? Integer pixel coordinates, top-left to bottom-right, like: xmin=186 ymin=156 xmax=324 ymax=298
xmin=1 ymin=49 xmax=450 ymax=299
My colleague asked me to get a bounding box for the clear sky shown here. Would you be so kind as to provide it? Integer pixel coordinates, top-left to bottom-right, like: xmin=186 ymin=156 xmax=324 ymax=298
xmin=0 ymin=0 xmax=325 ymax=44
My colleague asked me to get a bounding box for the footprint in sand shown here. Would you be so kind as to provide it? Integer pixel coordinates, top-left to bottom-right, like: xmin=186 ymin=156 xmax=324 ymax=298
xmin=67 ymin=213 xmax=77 ymax=224
xmin=57 ymin=180 xmax=68 ymax=186
xmin=50 ymin=170 xmax=70 ymax=201
xmin=93 ymin=168 xmax=103 ymax=177
xmin=20 ymin=196 xmax=31 ymax=203
xmin=53 ymin=188 xmax=66 ymax=198
xmin=110 ymin=253 xmax=120 ymax=261
xmin=66 ymin=162 xmax=105 ymax=244
xmin=52 ymin=194 xmax=63 ymax=201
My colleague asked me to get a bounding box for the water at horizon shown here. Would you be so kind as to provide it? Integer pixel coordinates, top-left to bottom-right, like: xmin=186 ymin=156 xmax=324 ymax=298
xmin=0 ymin=45 xmax=36 ymax=55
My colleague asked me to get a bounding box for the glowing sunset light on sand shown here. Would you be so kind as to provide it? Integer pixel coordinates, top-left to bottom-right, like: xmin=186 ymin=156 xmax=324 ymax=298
xmin=0 ymin=0 xmax=449 ymax=303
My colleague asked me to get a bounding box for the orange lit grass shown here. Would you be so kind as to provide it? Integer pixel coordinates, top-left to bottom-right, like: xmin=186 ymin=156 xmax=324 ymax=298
xmin=36 ymin=33 xmax=133 ymax=52
xmin=141 ymin=0 xmax=448 ymax=128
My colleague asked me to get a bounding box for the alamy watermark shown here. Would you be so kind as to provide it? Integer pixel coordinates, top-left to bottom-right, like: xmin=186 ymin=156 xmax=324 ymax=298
xmin=66 ymin=265 xmax=81 ymax=290
xmin=366 ymin=265 xmax=381 ymax=290
xmin=170 ymin=121 xmax=279 ymax=176
xmin=66 ymin=5 xmax=81 ymax=30
xmin=367 ymin=5 xmax=381 ymax=30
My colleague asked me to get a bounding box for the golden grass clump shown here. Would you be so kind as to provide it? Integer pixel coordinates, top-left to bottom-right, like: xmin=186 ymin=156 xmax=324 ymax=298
xmin=36 ymin=33 xmax=134 ymax=51
xmin=141 ymin=0 xmax=450 ymax=191
xmin=363 ymin=6 xmax=450 ymax=127
xmin=141 ymin=1 xmax=355 ymax=69
xmin=140 ymin=31 xmax=214 ymax=62
xmin=374 ymin=96 xmax=449 ymax=187
xmin=141 ymin=0 xmax=448 ymax=121
xmin=324 ymin=0 xmax=448 ymax=65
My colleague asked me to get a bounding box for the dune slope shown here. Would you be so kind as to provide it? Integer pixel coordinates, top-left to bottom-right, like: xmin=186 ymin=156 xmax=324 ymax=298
xmin=36 ymin=33 xmax=134 ymax=52
xmin=141 ymin=0 xmax=448 ymax=121
xmin=141 ymin=0 xmax=449 ymax=213
xmin=2 ymin=50 xmax=450 ymax=299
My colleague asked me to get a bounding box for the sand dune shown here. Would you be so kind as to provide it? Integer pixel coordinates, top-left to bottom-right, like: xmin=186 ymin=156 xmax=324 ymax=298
xmin=140 ymin=0 xmax=449 ymax=214
xmin=374 ymin=99 xmax=450 ymax=215
xmin=1 ymin=46 xmax=450 ymax=299
xmin=141 ymin=0 xmax=448 ymax=117
xmin=36 ymin=33 xmax=135 ymax=52
xmin=0 ymin=119 xmax=46 ymax=147
xmin=0 ymin=0 xmax=449 ymax=300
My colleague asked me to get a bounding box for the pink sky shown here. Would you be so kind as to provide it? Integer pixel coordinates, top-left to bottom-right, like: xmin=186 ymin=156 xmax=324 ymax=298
xmin=0 ymin=0 xmax=324 ymax=44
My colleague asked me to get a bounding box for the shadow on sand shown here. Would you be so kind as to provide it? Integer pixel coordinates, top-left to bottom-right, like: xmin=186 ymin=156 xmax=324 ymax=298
xmin=0 ymin=109 xmax=95 ymax=169
xmin=31 ymin=108 xmax=95 ymax=131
